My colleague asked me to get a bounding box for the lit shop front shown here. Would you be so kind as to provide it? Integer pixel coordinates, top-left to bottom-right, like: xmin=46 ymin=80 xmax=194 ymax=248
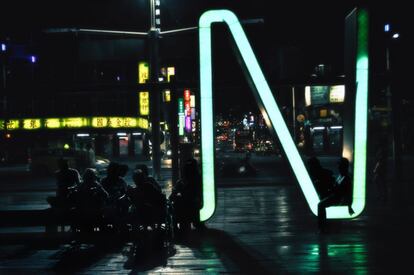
xmin=1 ymin=116 xmax=150 ymax=164
xmin=304 ymin=85 xmax=345 ymax=155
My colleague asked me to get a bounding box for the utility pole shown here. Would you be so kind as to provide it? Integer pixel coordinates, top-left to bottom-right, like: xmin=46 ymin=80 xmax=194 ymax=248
xmin=148 ymin=0 xmax=162 ymax=180
xmin=43 ymin=1 xmax=201 ymax=181
xmin=1 ymin=46 xmax=8 ymax=162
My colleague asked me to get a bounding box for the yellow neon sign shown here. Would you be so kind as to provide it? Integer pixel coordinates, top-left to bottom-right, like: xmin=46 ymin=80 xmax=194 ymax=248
xmin=6 ymin=120 xmax=19 ymax=130
xmin=91 ymin=117 xmax=108 ymax=128
xmin=62 ymin=117 xmax=89 ymax=128
xmin=23 ymin=119 xmax=41 ymax=130
xmin=0 ymin=117 xmax=149 ymax=130
xmin=138 ymin=62 xmax=149 ymax=84
xmin=45 ymin=118 xmax=61 ymax=128
xmin=139 ymin=91 xmax=150 ymax=115
xmin=164 ymin=90 xmax=171 ymax=102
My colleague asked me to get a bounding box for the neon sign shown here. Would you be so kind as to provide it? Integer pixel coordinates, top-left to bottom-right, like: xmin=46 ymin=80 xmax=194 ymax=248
xmin=139 ymin=91 xmax=150 ymax=116
xmin=1 ymin=116 xmax=149 ymax=131
xmin=199 ymin=9 xmax=368 ymax=221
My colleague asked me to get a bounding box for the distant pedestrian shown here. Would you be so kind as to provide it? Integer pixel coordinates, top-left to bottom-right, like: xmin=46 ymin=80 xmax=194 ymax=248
xmin=86 ymin=143 xmax=96 ymax=168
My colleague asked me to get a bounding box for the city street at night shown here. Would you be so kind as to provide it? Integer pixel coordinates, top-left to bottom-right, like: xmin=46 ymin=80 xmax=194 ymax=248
xmin=2 ymin=0 xmax=414 ymax=274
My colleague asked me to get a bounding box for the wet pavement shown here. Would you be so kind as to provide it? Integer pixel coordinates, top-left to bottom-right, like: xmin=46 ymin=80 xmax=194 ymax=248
xmin=0 ymin=156 xmax=413 ymax=273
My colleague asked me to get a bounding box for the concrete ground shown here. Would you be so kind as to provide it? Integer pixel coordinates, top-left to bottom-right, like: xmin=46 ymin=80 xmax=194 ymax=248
xmin=0 ymin=156 xmax=413 ymax=274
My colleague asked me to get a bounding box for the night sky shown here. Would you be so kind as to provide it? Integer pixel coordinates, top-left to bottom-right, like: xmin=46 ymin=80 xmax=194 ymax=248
xmin=1 ymin=1 xmax=413 ymax=112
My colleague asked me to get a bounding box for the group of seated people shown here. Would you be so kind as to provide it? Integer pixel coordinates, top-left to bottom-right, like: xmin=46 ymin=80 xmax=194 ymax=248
xmin=48 ymin=158 xmax=203 ymax=233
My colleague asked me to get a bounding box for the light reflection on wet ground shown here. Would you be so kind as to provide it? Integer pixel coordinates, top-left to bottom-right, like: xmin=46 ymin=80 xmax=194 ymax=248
xmin=1 ymin=157 xmax=414 ymax=273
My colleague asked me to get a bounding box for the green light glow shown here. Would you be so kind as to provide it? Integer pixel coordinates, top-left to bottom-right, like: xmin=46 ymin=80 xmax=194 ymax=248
xmin=352 ymin=9 xmax=368 ymax=216
xmin=199 ymin=9 xmax=368 ymax=220
xmin=200 ymin=10 xmax=318 ymax=220
xmin=200 ymin=11 xmax=216 ymax=221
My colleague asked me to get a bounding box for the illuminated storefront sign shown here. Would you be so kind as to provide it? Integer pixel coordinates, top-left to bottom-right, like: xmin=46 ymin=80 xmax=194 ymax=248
xmin=139 ymin=91 xmax=150 ymax=116
xmin=185 ymin=102 xmax=191 ymax=116
xmin=178 ymin=98 xmax=184 ymax=114
xmin=178 ymin=98 xmax=185 ymax=136
xmin=305 ymin=85 xmax=345 ymax=106
xmin=4 ymin=120 xmax=20 ymax=130
xmin=184 ymin=89 xmax=191 ymax=101
xmin=138 ymin=62 xmax=149 ymax=84
xmin=45 ymin=118 xmax=61 ymax=128
xmin=23 ymin=119 xmax=41 ymax=130
xmin=0 ymin=117 xmax=149 ymax=131
xmin=329 ymin=85 xmax=345 ymax=103
xmin=167 ymin=67 xmax=175 ymax=82
xmin=178 ymin=115 xmax=185 ymax=136
xmin=185 ymin=116 xmax=191 ymax=132
xmin=91 ymin=117 xmax=108 ymax=128
xmin=108 ymin=117 xmax=136 ymax=128
xmin=199 ymin=9 xmax=368 ymax=221
xmin=163 ymin=90 xmax=171 ymax=102
xmin=63 ymin=117 xmax=89 ymax=128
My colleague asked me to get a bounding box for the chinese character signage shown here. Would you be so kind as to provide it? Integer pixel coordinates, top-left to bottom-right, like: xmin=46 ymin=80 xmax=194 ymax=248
xmin=23 ymin=119 xmax=41 ymax=130
xmin=138 ymin=62 xmax=149 ymax=84
xmin=139 ymin=91 xmax=150 ymax=116
xmin=1 ymin=117 xmax=149 ymax=131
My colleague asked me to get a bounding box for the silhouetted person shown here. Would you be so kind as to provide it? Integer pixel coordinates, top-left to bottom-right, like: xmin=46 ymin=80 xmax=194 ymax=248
xmin=77 ymin=168 xmax=109 ymax=232
xmin=47 ymin=158 xmax=81 ymax=209
xmin=118 ymin=164 xmax=129 ymax=178
xmin=317 ymin=157 xmax=354 ymax=232
xmin=101 ymin=162 xmax=131 ymax=221
xmin=135 ymin=163 xmax=161 ymax=192
xmin=79 ymin=168 xmax=109 ymax=207
xmin=101 ymin=162 xmax=128 ymax=200
xmin=130 ymin=169 xmax=166 ymax=226
xmin=55 ymin=158 xmax=81 ymax=198
xmin=307 ymin=156 xmax=335 ymax=199
xmin=170 ymin=158 xmax=204 ymax=230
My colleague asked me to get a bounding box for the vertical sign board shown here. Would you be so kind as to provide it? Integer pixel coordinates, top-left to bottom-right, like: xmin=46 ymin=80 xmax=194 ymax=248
xmin=139 ymin=92 xmax=150 ymax=116
xmin=138 ymin=62 xmax=149 ymax=84
xmin=199 ymin=9 xmax=368 ymax=221
xmin=184 ymin=89 xmax=191 ymax=132
xmin=178 ymin=98 xmax=185 ymax=136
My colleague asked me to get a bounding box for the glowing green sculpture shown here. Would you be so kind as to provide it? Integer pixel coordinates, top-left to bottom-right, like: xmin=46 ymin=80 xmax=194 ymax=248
xmin=199 ymin=9 xmax=368 ymax=221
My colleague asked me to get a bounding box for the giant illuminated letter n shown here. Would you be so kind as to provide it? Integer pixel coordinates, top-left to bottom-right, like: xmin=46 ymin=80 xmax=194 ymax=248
xmin=198 ymin=9 xmax=368 ymax=221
